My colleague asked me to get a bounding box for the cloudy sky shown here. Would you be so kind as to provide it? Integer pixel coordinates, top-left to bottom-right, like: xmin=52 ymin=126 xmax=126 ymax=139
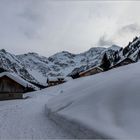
xmin=0 ymin=0 xmax=140 ymax=56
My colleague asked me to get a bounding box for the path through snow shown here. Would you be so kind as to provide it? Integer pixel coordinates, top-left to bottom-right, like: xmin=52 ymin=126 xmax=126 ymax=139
xmin=0 ymin=87 xmax=73 ymax=139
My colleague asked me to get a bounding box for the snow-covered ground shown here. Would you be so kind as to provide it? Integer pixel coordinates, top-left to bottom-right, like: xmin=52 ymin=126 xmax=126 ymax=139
xmin=46 ymin=61 xmax=140 ymax=139
xmin=1 ymin=60 xmax=140 ymax=139
xmin=0 ymin=87 xmax=73 ymax=139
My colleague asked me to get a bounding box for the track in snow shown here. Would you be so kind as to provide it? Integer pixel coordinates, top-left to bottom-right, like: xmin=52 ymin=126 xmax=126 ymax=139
xmin=0 ymin=89 xmax=73 ymax=139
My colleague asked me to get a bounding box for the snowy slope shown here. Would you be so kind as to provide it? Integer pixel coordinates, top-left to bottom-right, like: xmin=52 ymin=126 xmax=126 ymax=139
xmin=17 ymin=45 xmax=121 ymax=84
xmin=2 ymin=36 xmax=140 ymax=85
xmin=0 ymin=49 xmax=38 ymax=83
xmin=17 ymin=53 xmax=50 ymax=84
xmin=46 ymin=61 xmax=140 ymax=139
xmin=0 ymin=88 xmax=73 ymax=139
xmin=17 ymin=48 xmax=106 ymax=82
xmin=1 ymin=47 xmax=140 ymax=139
xmin=0 ymin=44 xmax=122 ymax=85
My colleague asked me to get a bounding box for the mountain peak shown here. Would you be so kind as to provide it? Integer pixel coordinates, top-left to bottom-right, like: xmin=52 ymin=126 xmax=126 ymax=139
xmin=107 ymin=44 xmax=121 ymax=51
xmin=0 ymin=49 xmax=7 ymax=54
xmin=0 ymin=37 xmax=140 ymax=85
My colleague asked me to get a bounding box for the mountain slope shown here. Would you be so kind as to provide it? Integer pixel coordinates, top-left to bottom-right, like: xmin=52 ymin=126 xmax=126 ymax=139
xmin=2 ymin=36 xmax=140 ymax=85
xmin=0 ymin=49 xmax=38 ymax=83
xmin=46 ymin=60 xmax=140 ymax=139
xmin=17 ymin=47 xmax=106 ymax=83
xmin=0 ymin=86 xmax=73 ymax=139
xmin=17 ymin=45 xmax=121 ymax=84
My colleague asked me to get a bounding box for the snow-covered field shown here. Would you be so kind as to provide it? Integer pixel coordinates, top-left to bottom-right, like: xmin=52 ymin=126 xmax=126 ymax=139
xmin=1 ymin=60 xmax=140 ymax=139
xmin=46 ymin=61 xmax=140 ymax=139
xmin=0 ymin=87 xmax=73 ymax=139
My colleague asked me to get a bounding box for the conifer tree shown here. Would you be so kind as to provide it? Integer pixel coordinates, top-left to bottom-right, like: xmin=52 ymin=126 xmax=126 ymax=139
xmin=100 ymin=53 xmax=111 ymax=71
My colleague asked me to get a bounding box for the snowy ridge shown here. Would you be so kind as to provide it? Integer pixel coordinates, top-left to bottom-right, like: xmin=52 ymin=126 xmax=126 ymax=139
xmin=0 ymin=87 xmax=73 ymax=139
xmin=1 ymin=36 xmax=140 ymax=85
xmin=17 ymin=45 xmax=120 ymax=84
xmin=0 ymin=49 xmax=38 ymax=84
xmin=46 ymin=61 xmax=140 ymax=139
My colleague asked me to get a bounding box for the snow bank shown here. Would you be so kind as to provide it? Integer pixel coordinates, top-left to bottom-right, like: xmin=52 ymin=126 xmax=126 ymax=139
xmin=46 ymin=61 xmax=140 ymax=138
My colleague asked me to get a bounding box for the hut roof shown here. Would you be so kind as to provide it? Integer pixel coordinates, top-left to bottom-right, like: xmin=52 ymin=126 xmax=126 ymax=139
xmin=48 ymin=77 xmax=58 ymax=81
xmin=79 ymin=66 xmax=103 ymax=75
xmin=112 ymin=57 xmax=135 ymax=68
xmin=0 ymin=72 xmax=39 ymax=90
xmin=48 ymin=77 xmax=65 ymax=81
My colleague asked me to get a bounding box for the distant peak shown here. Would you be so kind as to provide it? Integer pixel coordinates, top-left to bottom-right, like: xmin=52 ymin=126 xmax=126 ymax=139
xmin=27 ymin=52 xmax=38 ymax=55
xmin=88 ymin=47 xmax=105 ymax=51
xmin=132 ymin=36 xmax=139 ymax=42
xmin=61 ymin=51 xmax=70 ymax=54
xmin=0 ymin=49 xmax=7 ymax=53
xmin=107 ymin=44 xmax=121 ymax=51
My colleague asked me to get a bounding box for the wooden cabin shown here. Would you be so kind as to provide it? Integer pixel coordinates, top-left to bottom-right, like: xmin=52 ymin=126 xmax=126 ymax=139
xmin=47 ymin=77 xmax=66 ymax=87
xmin=111 ymin=57 xmax=135 ymax=69
xmin=68 ymin=67 xmax=80 ymax=79
xmin=79 ymin=66 xmax=103 ymax=77
xmin=0 ymin=72 xmax=38 ymax=100
xmin=69 ymin=72 xmax=80 ymax=79
xmin=68 ymin=66 xmax=87 ymax=79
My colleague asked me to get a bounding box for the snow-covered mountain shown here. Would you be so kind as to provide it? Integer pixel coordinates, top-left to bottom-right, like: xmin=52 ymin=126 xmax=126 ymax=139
xmin=17 ymin=46 xmax=120 ymax=84
xmin=0 ymin=49 xmax=38 ymax=83
xmin=1 ymin=36 xmax=140 ymax=85
xmin=0 ymin=46 xmax=116 ymax=84
xmin=122 ymin=36 xmax=140 ymax=60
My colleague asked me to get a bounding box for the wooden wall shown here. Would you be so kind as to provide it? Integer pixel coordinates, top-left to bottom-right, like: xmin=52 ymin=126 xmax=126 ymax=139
xmin=0 ymin=76 xmax=25 ymax=93
xmin=113 ymin=59 xmax=134 ymax=68
xmin=80 ymin=68 xmax=102 ymax=77
xmin=0 ymin=93 xmax=23 ymax=100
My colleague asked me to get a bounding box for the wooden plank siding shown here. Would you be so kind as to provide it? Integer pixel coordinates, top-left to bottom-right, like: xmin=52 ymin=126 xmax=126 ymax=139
xmin=79 ymin=67 xmax=103 ymax=77
xmin=0 ymin=76 xmax=25 ymax=100
xmin=111 ymin=58 xmax=135 ymax=69
xmin=0 ymin=93 xmax=23 ymax=101
xmin=0 ymin=76 xmax=25 ymax=93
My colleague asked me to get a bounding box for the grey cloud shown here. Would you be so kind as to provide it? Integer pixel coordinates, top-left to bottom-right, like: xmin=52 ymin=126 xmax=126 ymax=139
xmin=97 ymin=34 xmax=114 ymax=47
xmin=22 ymin=29 xmax=39 ymax=40
xmin=0 ymin=0 xmax=140 ymax=56
xmin=19 ymin=8 xmax=41 ymax=22
xmin=16 ymin=0 xmax=46 ymax=39
xmin=18 ymin=2 xmax=44 ymax=23
xmin=118 ymin=23 xmax=140 ymax=34
xmin=97 ymin=23 xmax=140 ymax=47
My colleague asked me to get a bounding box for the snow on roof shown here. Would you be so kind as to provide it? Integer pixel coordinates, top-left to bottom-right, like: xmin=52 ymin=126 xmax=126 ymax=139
xmin=48 ymin=77 xmax=59 ymax=81
xmin=79 ymin=66 xmax=103 ymax=75
xmin=48 ymin=77 xmax=65 ymax=81
xmin=112 ymin=57 xmax=135 ymax=68
xmin=64 ymin=76 xmax=73 ymax=81
xmin=0 ymin=72 xmax=39 ymax=90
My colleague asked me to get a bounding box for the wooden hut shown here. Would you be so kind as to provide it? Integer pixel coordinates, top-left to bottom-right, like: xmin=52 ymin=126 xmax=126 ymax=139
xmin=111 ymin=57 xmax=135 ymax=69
xmin=68 ymin=66 xmax=87 ymax=79
xmin=47 ymin=77 xmax=66 ymax=87
xmin=79 ymin=66 xmax=103 ymax=77
xmin=0 ymin=72 xmax=38 ymax=100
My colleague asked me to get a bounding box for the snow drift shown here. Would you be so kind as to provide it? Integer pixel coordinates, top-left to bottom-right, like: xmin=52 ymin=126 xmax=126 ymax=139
xmin=46 ymin=61 xmax=140 ymax=139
